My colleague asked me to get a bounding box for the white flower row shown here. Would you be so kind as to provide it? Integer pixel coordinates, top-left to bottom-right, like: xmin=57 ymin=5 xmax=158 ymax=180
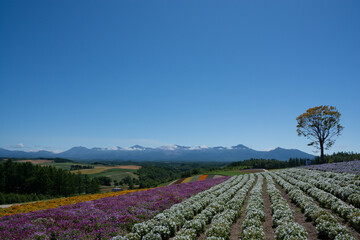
xmin=113 ymin=175 xmax=246 ymax=240
xmin=174 ymin=174 xmax=255 ymax=240
xmin=263 ymin=173 xmax=307 ymax=240
xmin=278 ymin=170 xmax=360 ymax=231
xmin=204 ymin=174 xmax=256 ymax=240
xmin=305 ymin=168 xmax=357 ymax=183
xmin=301 ymin=167 xmax=360 ymax=188
xmin=241 ymin=174 xmax=265 ymax=240
xmin=175 ymin=174 xmax=252 ymax=240
xmin=270 ymin=172 xmax=355 ymax=240
xmin=286 ymin=168 xmax=360 ymax=208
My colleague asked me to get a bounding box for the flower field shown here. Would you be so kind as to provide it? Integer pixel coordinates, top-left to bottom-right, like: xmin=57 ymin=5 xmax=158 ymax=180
xmin=2 ymin=165 xmax=360 ymax=240
xmin=301 ymin=160 xmax=360 ymax=174
xmin=0 ymin=189 xmax=147 ymax=218
xmin=112 ymin=168 xmax=360 ymax=240
xmin=0 ymin=177 xmax=227 ymax=239
xmin=171 ymin=174 xmax=222 ymax=185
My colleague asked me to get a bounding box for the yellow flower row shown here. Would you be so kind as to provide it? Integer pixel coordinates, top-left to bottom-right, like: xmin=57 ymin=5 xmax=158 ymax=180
xmin=0 ymin=188 xmax=150 ymax=218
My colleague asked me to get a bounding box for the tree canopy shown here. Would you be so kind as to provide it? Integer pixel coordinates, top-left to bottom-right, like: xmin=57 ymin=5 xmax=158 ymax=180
xmin=296 ymin=105 xmax=343 ymax=163
xmin=0 ymin=159 xmax=100 ymax=204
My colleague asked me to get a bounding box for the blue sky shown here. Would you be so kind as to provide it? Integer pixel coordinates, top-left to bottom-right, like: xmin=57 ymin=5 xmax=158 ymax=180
xmin=1 ymin=0 xmax=359 ymax=155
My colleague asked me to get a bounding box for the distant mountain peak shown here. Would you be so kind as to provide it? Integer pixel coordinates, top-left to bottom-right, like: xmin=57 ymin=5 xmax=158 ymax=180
xmin=92 ymin=147 xmax=103 ymax=151
xmin=127 ymin=145 xmax=148 ymax=151
xmin=213 ymin=146 xmax=227 ymax=150
xmin=0 ymin=144 xmax=315 ymax=161
xmin=231 ymin=144 xmax=250 ymax=150
xmin=72 ymin=146 xmax=88 ymax=149
xmin=66 ymin=146 xmax=90 ymax=151
xmin=268 ymin=147 xmax=289 ymax=151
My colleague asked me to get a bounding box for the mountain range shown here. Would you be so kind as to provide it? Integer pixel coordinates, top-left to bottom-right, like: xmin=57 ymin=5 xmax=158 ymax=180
xmin=0 ymin=144 xmax=315 ymax=162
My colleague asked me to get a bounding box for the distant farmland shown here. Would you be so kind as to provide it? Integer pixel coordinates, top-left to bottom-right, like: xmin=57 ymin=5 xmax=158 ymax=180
xmin=72 ymin=165 xmax=141 ymax=174
xmin=17 ymin=159 xmax=141 ymax=183
xmin=71 ymin=165 xmax=141 ymax=187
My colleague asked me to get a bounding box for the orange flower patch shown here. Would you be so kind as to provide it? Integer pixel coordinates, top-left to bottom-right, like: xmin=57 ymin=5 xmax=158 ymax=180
xmin=198 ymin=175 xmax=208 ymax=181
xmin=0 ymin=188 xmax=150 ymax=218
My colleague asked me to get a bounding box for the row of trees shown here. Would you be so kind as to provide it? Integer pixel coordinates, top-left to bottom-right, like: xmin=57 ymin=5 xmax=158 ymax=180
xmin=228 ymin=158 xmax=298 ymax=169
xmin=227 ymin=153 xmax=359 ymax=170
xmin=0 ymin=159 xmax=100 ymax=198
xmin=137 ymin=165 xmax=180 ymax=188
xmin=314 ymin=152 xmax=360 ymax=164
xmin=70 ymin=164 xmax=94 ymax=171
xmin=0 ymin=192 xmax=52 ymax=205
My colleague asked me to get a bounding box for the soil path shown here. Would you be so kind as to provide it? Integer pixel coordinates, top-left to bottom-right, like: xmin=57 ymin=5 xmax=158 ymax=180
xmin=275 ymin=174 xmax=360 ymax=240
xmin=274 ymin=183 xmax=320 ymax=240
xmin=196 ymin=176 xmax=257 ymax=240
xmin=263 ymin=179 xmax=275 ymax=240
xmin=228 ymin=176 xmax=257 ymax=240
xmin=308 ymin=191 xmax=360 ymax=239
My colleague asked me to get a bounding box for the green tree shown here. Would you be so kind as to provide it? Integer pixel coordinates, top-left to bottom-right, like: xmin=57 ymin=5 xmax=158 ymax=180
xmin=97 ymin=176 xmax=112 ymax=186
xmin=89 ymin=178 xmax=100 ymax=193
xmin=296 ymin=105 xmax=344 ymax=163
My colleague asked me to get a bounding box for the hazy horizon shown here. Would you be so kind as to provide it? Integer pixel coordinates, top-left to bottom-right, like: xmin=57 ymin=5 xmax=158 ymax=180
xmin=1 ymin=143 xmax=310 ymax=154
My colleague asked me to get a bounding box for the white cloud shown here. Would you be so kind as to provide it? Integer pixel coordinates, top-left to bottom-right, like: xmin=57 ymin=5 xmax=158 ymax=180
xmin=7 ymin=143 xmax=25 ymax=149
xmin=265 ymin=147 xmax=276 ymax=151
xmin=188 ymin=145 xmax=208 ymax=150
xmin=158 ymin=145 xmax=178 ymax=150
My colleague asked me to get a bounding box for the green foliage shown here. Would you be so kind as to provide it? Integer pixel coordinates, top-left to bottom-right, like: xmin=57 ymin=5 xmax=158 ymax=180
xmin=136 ymin=162 xmax=224 ymax=188
xmin=138 ymin=165 xmax=181 ymax=188
xmin=51 ymin=158 xmax=75 ymax=163
xmin=288 ymin=158 xmax=313 ymax=167
xmin=0 ymin=159 xmax=100 ymax=204
xmin=180 ymin=168 xmax=201 ymax=178
xmin=0 ymin=192 xmax=53 ymax=204
xmin=206 ymin=171 xmax=244 ymax=176
xmin=227 ymin=158 xmax=313 ymax=170
xmin=315 ymin=152 xmax=360 ymax=164
xmin=113 ymin=180 xmax=119 ymax=186
xmin=97 ymin=176 xmax=112 ymax=186
xmin=296 ymin=105 xmax=344 ymax=163
xmin=70 ymin=164 xmax=94 ymax=171
xmin=228 ymin=159 xmax=288 ymax=169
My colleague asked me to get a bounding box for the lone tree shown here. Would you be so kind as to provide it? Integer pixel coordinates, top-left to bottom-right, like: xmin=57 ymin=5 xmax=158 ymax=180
xmin=296 ymin=105 xmax=343 ymax=163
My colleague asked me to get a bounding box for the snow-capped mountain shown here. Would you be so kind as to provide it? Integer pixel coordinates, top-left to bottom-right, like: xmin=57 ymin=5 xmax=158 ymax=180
xmin=0 ymin=144 xmax=314 ymax=162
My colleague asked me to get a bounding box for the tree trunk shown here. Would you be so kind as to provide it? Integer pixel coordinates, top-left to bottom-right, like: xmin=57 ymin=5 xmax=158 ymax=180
xmin=320 ymin=142 xmax=325 ymax=163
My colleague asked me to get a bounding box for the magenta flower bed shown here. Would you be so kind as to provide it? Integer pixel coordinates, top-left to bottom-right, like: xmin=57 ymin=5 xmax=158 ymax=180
xmin=0 ymin=177 xmax=228 ymax=239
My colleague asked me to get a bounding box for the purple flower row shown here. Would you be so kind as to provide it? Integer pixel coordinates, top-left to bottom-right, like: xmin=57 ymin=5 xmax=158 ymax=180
xmin=300 ymin=160 xmax=360 ymax=174
xmin=0 ymin=177 xmax=228 ymax=240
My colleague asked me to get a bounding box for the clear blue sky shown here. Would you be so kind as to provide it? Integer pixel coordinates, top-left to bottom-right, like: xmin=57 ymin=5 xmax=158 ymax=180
xmin=1 ymin=0 xmax=359 ymax=155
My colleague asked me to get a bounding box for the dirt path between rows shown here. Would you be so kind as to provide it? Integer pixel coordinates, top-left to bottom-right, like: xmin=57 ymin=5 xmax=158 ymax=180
xmin=229 ymin=214 xmax=243 ymax=240
xmin=304 ymin=190 xmax=360 ymax=240
xmin=274 ymin=174 xmax=360 ymax=240
xmin=263 ymin=179 xmax=275 ymax=240
xmin=196 ymin=176 xmax=257 ymax=240
xmin=229 ymin=176 xmax=257 ymax=240
xmin=275 ymin=183 xmax=320 ymax=240
xmin=182 ymin=174 xmax=360 ymax=240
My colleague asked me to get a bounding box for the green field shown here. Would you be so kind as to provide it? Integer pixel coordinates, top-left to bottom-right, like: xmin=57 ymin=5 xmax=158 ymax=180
xmin=39 ymin=162 xmax=92 ymax=170
xmin=17 ymin=160 xmax=140 ymax=184
xmin=204 ymin=170 xmax=245 ymax=176
xmin=87 ymin=168 xmax=138 ymax=182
